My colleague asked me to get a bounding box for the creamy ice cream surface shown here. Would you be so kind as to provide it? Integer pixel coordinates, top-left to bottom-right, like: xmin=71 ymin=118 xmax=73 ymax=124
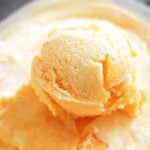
xmin=31 ymin=19 xmax=144 ymax=117
xmin=0 ymin=1 xmax=150 ymax=149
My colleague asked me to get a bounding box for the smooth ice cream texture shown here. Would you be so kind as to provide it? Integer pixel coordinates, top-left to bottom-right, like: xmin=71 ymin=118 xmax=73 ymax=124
xmin=31 ymin=19 xmax=144 ymax=117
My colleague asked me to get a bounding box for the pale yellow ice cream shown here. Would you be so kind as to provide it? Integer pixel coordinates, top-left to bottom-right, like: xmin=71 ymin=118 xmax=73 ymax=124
xmin=31 ymin=19 xmax=144 ymax=117
xmin=0 ymin=0 xmax=150 ymax=149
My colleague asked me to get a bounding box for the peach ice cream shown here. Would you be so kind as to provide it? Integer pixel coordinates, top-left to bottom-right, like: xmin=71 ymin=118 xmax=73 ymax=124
xmin=31 ymin=19 xmax=144 ymax=117
xmin=0 ymin=0 xmax=150 ymax=149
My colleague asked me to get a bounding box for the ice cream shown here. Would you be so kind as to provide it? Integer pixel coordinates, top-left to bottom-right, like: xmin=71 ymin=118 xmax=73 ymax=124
xmin=31 ymin=19 xmax=144 ymax=117
xmin=0 ymin=85 xmax=77 ymax=150
xmin=0 ymin=0 xmax=150 ymax=149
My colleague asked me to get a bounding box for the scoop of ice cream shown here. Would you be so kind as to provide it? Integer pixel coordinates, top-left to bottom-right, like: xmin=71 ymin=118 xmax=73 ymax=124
xmin=31 ymin=19 xmax=144 ymax=117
